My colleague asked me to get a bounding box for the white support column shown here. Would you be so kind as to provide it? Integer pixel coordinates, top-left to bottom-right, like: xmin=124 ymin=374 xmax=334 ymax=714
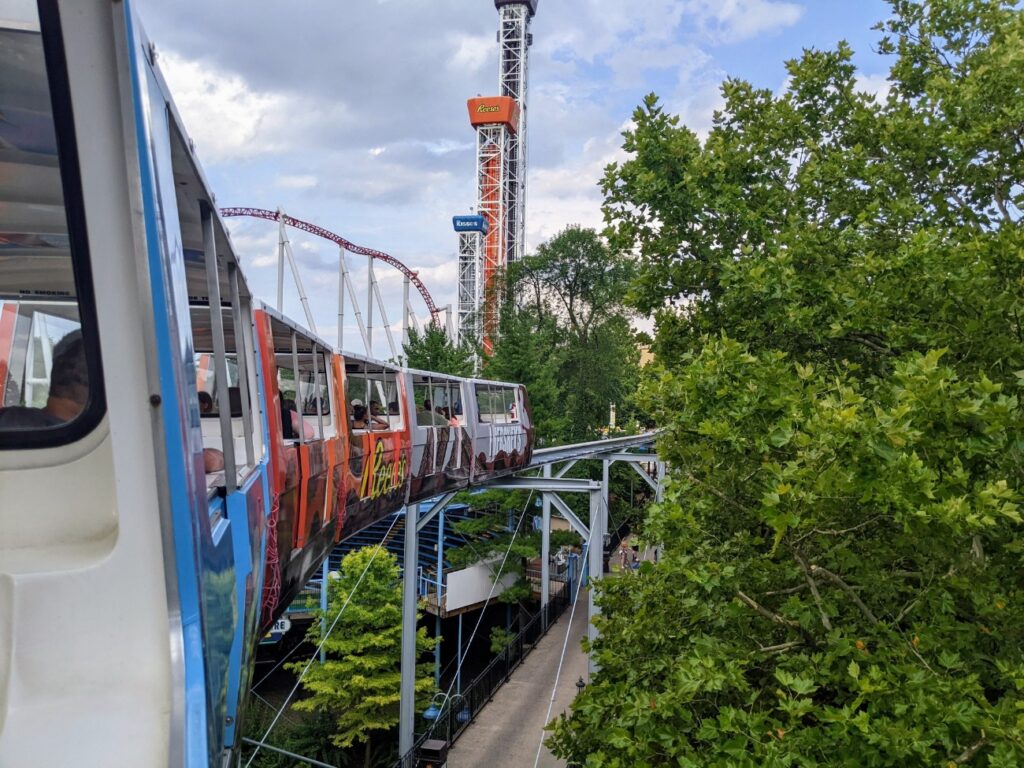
xmin=402 ymin=275 xmax=410 ymax=354
xmin=445 ymin=304 xmax=455 ymax=341
xmin=656 ymin=460 xmax=666 ymax=503
xmin=337 ymin=246 xmax=346 ymax=349
xmin=370 ymin=262 xmax=398 ymax=360
xmin=587 ymin=487 xmax=604 ymax=679
xmin=366 ymin=254 xmax=374 ymax=356
xmin=602 ymin=459 xmax=610 ymax=545
xmin=540 ymin=464 xmax=551 ymax=630
xmin=342 ymin=259 xmax=370 ymax=355
xmin=399 ymin=505 xmax=418 ymax=757
xmin=276 ymin=210 xmax=286 ymax=312
xmin=283 ymin=236 xmax=318 ymax=335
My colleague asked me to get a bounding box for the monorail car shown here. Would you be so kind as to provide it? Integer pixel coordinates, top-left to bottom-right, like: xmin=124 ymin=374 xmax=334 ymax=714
xmin=0 ymin=2 xmax=535 ymax=766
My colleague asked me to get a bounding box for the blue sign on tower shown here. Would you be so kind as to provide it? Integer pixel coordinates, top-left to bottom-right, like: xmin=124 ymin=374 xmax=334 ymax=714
xmin=452 ymin=215 xmax=489 ymax=234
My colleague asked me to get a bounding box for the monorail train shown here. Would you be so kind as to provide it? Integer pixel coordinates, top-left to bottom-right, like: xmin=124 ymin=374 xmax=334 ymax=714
xmin=0 ymin=2 xmax=533 ymax=766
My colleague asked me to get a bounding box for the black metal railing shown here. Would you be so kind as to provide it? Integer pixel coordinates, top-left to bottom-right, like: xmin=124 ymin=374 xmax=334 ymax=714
xmin=394 ymin=581 xmax=573 ymax=767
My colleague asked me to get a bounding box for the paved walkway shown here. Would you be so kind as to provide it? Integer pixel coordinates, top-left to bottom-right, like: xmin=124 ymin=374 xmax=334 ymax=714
xmin=447 ymin=593 xmax=589 ymax=768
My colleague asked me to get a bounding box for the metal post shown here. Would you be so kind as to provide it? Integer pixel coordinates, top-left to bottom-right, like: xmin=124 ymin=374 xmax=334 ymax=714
xmin=540 ymin=466 xmax=551 ymax=629
xmin=337 ymin=246 xmax=346 ymax=350
xmin=402 ymin=274 xmax=411 ymax=354
xmin=588 ymin=488 xmax=603 ymax=678
xmin=277 ymin=209 xmax=286 ymax=312
xmin=290 ymin=331 xmax=303 ymax=446
xmin=284 ymin=236 xmax=318 ymax=335
xmin=437 ymin=505 xmax=445 ymax=605
xmin=457 ymin=613 xmax=463 ymax=695
xmin=201 ymin=204 xmax=236 ymax=491
xmin=602 ymin=459 xmax=610 ymax=574
xmin=366 ymin=254 xmax=374 ymax=356
xmin=320 ymin=557 xmax=329 ymax=664
xmin=370 ymin=264 xmax=398 ymax=360
xmin=399 ymin=506 xmax=419 ymax=757
xmin=434 ymin=614 xmax=442 ymax=688
xmin=228 ymin=263 xmax=255 ymax=468
xmin=341 ymin=256 xmax=370 ymax=354
xmin=656 ymin=460 xmax=666 ymax=503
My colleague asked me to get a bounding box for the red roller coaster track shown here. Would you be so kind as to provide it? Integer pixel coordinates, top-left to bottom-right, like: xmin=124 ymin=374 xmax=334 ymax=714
xmin=219 ymin=207 xmax=441 ymax=322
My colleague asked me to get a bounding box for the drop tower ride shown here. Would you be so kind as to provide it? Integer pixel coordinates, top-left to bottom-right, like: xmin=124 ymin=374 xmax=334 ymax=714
xmin=456 ymin=0 xmax=537 ymax=354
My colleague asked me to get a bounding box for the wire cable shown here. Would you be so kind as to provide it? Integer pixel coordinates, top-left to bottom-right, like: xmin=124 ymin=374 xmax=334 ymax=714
xmin=532 ymin=502 xmax=599 ymax=768
xmin=244 ymin=512 xmax=402 ymax=768
xmin=250 ymin=512 xmax=402 ymax=691
xmin=422 ymin=492 xmax=534 ymax=741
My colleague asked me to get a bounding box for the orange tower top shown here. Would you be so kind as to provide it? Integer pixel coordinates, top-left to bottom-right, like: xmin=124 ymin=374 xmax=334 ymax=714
xmin=467 ymin=96 xmax=521 ymax=133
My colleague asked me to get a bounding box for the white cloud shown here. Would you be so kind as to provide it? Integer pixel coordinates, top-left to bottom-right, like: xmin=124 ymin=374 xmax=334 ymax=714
xmin=687 ymin=0 xmax=805 ymax=43
xmin=158 ymin=51 xmax=289 ymax=162
xmin=856 ymin=72 xmax=892 ymax=102
xmin=277 ymin=173 xmax=318 ymax=189
xmin=447 ymin=33 xmax=493 ymax=73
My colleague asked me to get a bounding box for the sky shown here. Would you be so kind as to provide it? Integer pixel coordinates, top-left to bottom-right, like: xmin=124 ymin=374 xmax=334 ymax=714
xmin=134 ymin=0 xmax=893 ymax=358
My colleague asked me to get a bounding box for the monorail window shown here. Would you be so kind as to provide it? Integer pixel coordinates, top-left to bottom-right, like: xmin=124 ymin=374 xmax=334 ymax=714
xmin=0 ymin=7 xmax=105 ymax=446
xmin=413 ymin=374 xmax=461 ymax=427
xmin=345 ymin=361 xmax=402 ymax=432
xmin=475 ymin=384 xmax=517 ymax=424
xmin=277 ymin=350 xmax=333 ymax=441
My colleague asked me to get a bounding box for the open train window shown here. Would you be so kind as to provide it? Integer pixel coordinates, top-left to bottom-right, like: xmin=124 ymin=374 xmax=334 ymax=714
xmin=475 ymin=383 xmax=516 ymax=424
xmin=0 ymin=3 xmax=105 ymax=448
xmin=346 ymin=360 xmax=402 ymax=432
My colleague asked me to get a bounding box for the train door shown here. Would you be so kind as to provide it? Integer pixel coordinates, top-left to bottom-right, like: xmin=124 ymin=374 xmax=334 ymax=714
xmin=254 ymin=310 xmax=338 ymax=623
xmin=341 ymin=357 xmax=411 ymax=537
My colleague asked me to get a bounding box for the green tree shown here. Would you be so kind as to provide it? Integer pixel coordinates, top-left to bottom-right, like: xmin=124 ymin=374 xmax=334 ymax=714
xmin=488 ymin=226 xmax=642 ymax=444
xmin=402 ymin=324 xmax=475 ymax=377
xmin=549 ymin=1 xmax=1024 ymax=765
xmin=288 ymin=547 xmax=434 ymax=767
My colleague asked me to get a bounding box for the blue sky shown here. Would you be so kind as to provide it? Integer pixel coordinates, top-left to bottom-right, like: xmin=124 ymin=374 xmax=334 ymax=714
xmin=135 ymin=0 xmax=895 ymax=357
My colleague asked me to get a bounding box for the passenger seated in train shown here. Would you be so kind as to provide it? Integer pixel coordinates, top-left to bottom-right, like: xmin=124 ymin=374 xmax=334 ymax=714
xmin=350 ymin=399 xmax=387 ymax=431
xmin=419 ymin=399 xmax=449 ymax=427
xmin=280 ymin=394 xmax=315 ymax=440
xmin=0 ymin=329 xmax=87 ymax=428
xmin=198 ymin=391 xmax=214 ymax=415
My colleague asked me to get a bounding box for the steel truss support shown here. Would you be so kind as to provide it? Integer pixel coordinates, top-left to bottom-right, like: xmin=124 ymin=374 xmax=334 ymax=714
xmin=399 ymin=493 xmax=458 ymax=755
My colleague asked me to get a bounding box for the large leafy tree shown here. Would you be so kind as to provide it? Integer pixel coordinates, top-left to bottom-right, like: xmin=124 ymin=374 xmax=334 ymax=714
xmin=549 ymin=1 xmax=1024 ymax=765
xmin=288 ymin=547 xmax=433 ymax=767
xmin=488 ymin=226 xmax=642 ymax=444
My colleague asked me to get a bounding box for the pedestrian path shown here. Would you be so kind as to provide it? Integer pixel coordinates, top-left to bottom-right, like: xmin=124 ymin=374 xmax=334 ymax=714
xmin=447 ymin=593 xmax=589 ymax=768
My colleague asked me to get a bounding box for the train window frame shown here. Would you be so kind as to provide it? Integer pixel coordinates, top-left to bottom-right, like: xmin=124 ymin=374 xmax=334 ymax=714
xmin=0 ymin=2 xmax=106 ymax=450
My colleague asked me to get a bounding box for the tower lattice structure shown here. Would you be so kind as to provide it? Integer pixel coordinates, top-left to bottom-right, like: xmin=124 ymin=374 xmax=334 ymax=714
xmin=456 ymin=0 xmax=537 ymax=354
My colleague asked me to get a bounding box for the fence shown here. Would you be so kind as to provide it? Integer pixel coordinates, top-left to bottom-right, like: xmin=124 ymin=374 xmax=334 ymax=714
xmin=392 ymin=580 xmax=572 ymax=767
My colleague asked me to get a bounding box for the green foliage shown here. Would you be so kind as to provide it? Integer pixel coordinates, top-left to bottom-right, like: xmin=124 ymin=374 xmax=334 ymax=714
xmin=287 ymin=547 xmax=434 ymax=754
xmin=402 ymin=324 xmax=476 ymax=376
xmin=548 ymin=1 xmax=1024 ymax=765
xmin=487 ymin=226 xmax=643 ymax=444
xmin=489 ymin=626 xmax=517 ymax=655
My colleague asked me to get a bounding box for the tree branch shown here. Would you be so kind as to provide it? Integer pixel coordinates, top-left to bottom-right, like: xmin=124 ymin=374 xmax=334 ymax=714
xmin=735 ymin=591 xmax=802 ymax=629
xmin=794 ymin=552 xmax=832 ymax=631
xmin=809 ymin=565 xmax=880 ymax=625
xmin=953 ymin=735 xmax=987 ymax=764
xmin=794 ymin=515 xmax=884 ymax=545
xmin=685 ymin=473 xmax=751 ymax=514
xmin=752 ymin=640 xmax=804 ymax=655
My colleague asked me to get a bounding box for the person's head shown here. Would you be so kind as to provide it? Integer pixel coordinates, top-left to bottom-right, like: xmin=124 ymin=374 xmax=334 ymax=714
xmin=47 ymin=329 xmax=88 ymax=420
xmin=198 ymin=391 xmax=214 ymax=414
xmin=388 ymin=401 xmax=399 ymax=415
xmin=370 ymin=401 xmax=383 ymax=415
xmin=352 ymin=404 xmax=367 ymax=422
xmin=423 ymin=399 xmax=432 ymax=411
